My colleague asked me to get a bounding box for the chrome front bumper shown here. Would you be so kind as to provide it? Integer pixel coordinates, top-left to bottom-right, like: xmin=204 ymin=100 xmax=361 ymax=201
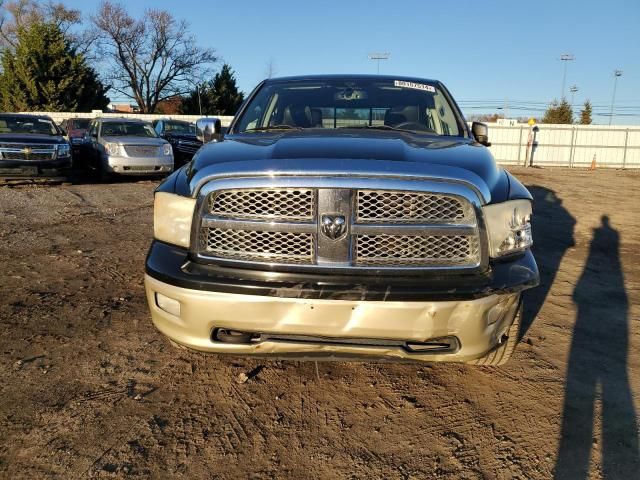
xmin=144 ymin=274 xmax=521 ymax=363
xmin=103 ymin=155 xmax=173 ymax=175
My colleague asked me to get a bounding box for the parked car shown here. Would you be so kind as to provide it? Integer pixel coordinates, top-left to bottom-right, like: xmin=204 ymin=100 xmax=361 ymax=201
xmin=60 ymin=117 xmax=92 ymax=162
xmin=145 ymin=74 xmax=539 ymax=366
xmin=0 ymin=113 xmax=71 ymax=179
xmin=85 ymin=118 xmax=173 ymax=180
xmin=153 ymin=118 xmax=202 ymax=165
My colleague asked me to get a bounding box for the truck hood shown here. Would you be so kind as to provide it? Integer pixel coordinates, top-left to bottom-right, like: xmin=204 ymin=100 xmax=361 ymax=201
xmin=187 ymin=130 xmax=506 ymax=203
xmin=0 ymin=133 xmax=67 ymax=144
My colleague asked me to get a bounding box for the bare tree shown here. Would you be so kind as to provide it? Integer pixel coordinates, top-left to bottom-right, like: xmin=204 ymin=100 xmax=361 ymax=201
xmin=92 ymin=1 xmax=216 ymax=113
xmin=0 ymin=0 xmax=82 ymax=48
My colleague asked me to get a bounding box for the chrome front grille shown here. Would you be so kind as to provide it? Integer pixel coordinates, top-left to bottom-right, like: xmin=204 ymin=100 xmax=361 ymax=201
xmin=176 ymin=140 xmax=201 ymax=154
xmin=210 ymin=188 xmax=315 ymax=221
xmin=196 ymin=181 xmax=484 ymax=272
xmin=201 ymin=228 xmax=315 ymax=264
xmin=357 ymin=190 xmax=472 ymax=223
xmin=124 ymin=145 xmax=159 ymax=157
xmin=355 ymin=234 xmax=480 ymax=266
xmin=0 ymin=143 xmax=56 ymax=161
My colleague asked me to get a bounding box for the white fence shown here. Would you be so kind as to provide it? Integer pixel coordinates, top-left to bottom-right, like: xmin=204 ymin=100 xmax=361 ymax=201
xmin=485 ymin=123 xmax=640 ymax=169
xmin=23 ymin=112 xmax=640 ymax=169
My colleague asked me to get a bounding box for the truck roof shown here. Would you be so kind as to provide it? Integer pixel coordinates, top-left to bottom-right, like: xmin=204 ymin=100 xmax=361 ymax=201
xmin=263 ymin=74 xmax=440 ymax=84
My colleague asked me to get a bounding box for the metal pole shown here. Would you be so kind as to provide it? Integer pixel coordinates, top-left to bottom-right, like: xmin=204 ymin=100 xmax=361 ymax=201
xmin=569 ymin=85 xmax=578 ymax=109
xmin=609 ymin=70 xmax=623 ymax=126
xmin=622 ymin=128 xmax=629 ymax=168
xmin=568 ymin=127 xmax=576 ymax=167
xmin=517 ymin=126 xmax=523 ymax=164
xmin=197 ymin=85 xmax=202 ymax=116
xmin=368 ymin=52 xmax=390 ymax=74
xmin=560 ymin=54 xmax=574 ymax=99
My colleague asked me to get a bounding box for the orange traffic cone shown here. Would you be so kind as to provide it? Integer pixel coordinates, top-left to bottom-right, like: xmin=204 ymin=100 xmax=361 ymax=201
xmin=589 ymin=154 xmax=597 ymax=171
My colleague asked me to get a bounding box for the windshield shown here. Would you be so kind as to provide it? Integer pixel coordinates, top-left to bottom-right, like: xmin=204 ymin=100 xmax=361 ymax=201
xmin=0 ymin=116 xmax=58 ymax=135
xmin=165 ymin=121 xmax=195 ymax=134
xmin=70 ymin=119 xmax=91 ymax=129
xmin=101 ymin=122 xmax=157 ymax=137
xmin=234 ymin=78 xmax=464 ymax=136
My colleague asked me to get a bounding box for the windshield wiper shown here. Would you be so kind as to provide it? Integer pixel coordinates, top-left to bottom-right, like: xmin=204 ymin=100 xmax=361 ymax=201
xmin=245 ymin=125 xmax=303 ymax=132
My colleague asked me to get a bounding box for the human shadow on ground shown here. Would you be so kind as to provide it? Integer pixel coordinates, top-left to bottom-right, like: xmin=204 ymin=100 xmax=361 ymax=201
xmin=554 ymin=216 xmax=640 ymax=478
xmin=520 ymin=186 xmax=576 ymax=339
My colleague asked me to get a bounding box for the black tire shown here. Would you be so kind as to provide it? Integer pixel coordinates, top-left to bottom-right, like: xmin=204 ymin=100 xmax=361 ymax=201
xmin=98 ymin=166 xmax=112 ymax=183
xmin=468 ymin=299 xmax=522 ymax=366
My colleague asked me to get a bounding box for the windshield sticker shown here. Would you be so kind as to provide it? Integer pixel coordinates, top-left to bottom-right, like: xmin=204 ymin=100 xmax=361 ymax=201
xmin=394 ymin=80 xmax=435 ymax=93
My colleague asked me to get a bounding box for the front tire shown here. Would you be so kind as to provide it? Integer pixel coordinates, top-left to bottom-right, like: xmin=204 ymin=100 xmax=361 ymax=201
xmin=468 ymin=299 xmax=522 ymax=366
xmin=98 ymin=165 xmax=113 ymax=183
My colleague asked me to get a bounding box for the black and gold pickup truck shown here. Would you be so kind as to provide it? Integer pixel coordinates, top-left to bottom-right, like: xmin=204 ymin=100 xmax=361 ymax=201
xmin=145 ymin=75 xmax=539 ymax=366
xmin=0 ymin=113 xmax=72 ymax=179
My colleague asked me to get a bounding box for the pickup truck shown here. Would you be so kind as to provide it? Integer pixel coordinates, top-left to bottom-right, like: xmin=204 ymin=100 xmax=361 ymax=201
xmin=145 ymin=74 xmax=539 ymax=365
xmin=0 ymin=113 xmax=72 ymax=179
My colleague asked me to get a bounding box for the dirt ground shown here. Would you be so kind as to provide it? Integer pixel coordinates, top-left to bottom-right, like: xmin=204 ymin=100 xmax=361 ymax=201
xmin=0 ymin=167 xmax=638 ymax=479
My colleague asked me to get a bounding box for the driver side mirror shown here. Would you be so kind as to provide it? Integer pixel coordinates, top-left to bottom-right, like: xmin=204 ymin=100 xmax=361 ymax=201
xmin=196 ymin=117 xmax=222 ymax=143
xmin=471 ymin=122 xmax=491 ymax=147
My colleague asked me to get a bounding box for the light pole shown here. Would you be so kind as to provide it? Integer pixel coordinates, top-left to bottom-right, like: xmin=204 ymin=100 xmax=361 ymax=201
xmin=560 ymin=53 xmax=575 ymax=99
xmin=609 ymin=69 xmax=623 ymax=126
xmin=569 ymin=85 xmax=578 ymax=108
xmin=368 ymin=52 xmax=390 ymax=74
xmin=196 ymin=84 xmax=203 ymax=116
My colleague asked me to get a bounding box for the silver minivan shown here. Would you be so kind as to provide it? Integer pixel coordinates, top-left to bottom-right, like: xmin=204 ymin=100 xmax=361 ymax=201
xmin=86 ymin=118 xmax=174 ymax=179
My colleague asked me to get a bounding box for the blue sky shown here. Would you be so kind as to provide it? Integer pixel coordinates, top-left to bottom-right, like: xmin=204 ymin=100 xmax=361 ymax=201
xmin=65 ymin=0 xmax=640 ymax=123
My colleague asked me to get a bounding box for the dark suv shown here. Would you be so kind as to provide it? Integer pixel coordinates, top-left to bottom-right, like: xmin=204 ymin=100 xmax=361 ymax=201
xmin=0 ymin=114 xmax=71 ymax=179
xmin=153 ymin=119 xmax=202 ymax=165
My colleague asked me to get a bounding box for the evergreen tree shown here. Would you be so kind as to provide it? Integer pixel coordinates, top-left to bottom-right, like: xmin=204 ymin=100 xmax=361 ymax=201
xmin=0 ymin=21 xmax=109 ymax=112
xmin=542 ymin=98 xmax=573 ymax=124
xmin=210 ymin=64 xmax=244 ymax=115
xmin=182 ymin=64 xmax=244 ymax=115
xmin=579 ymin=100 xmax=593 ymax=125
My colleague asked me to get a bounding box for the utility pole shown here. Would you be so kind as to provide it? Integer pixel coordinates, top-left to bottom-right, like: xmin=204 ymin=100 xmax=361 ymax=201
xmin=569 ymin=85 xmax=578 ymax=108
xmin=197 ymin=84 xmax=202 ymax=116
xmin=368 ymin=52 xmax=390 ymax=74
xmin=560 ymin=53 xmax=575 ymax=99
xmin=498 ymin=98 xmax=510 ymax=119
xmin=609 ymin=69 xmax=623 ymax=126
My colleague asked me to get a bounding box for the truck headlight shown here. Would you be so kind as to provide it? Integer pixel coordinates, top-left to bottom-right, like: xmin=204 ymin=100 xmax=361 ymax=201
xmin=483 ymin=200 xmax=533 ymax=257
xmin=153 ymin=192 xmax=196 ymax=248
xmin=56 ymin=144 xmax=71 ymax=157
xmin=105 ymin=142 xmax=121 ymax=156
xmin=162 ymin=143 xmax=173 ymax=156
